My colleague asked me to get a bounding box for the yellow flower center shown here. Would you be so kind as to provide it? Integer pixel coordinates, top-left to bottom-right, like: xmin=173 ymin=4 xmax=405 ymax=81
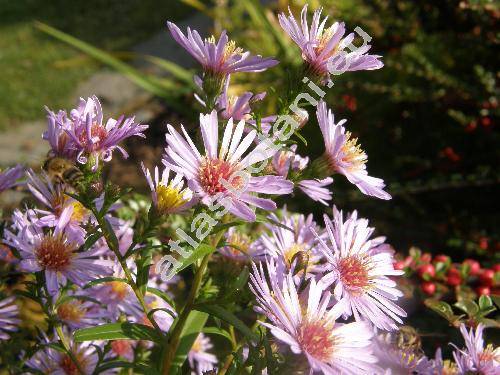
xmin=337 ymin=255 xmax=372 ymax=295
xmin=108 ymin=281 xmax=130 ymax=301
xmin=327 ymin=131 xmax=367 ymax=173
xmin=70 ymin=201 xmax=88 ymax=222
xmin=156 ymin=184 xmax=189 ymax=214
xmin=284 ymin=242 xmax=306 ymax=265
xmin=57 ymin=301 xmax=86 ymax=323
xmin=206 ymin=36 xmax=243 ymax=62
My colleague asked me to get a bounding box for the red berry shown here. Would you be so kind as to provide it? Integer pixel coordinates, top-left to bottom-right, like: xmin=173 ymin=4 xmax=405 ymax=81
xmin=421 ymin=253 xmax=432 ymax=263
xmin=393 ymin=261 xmax=405 ymax=271
xmin=463 ymin=259 xmax=481 ymax=276
xmin=493 ymin=264 xmax=500 ymax=273
xmin=433 ymin=254 xmax=450 ymax=264
xmin=446 ymin=268 xmax=462 ymax=286
xmin=476 ymin=285 xmax=490 ymax=296
xmin=421 ymin=281 xmax=436 ymax=295
xmin=417 ymin=264 xmax=436 ymax=279
xmin=478 ymin=237 xmax=489 ymax=250
xmin=479 ymin=269 xmax=495 ymax=287
xmin=481 ymin=117 xmax=491 ymax=127
xmin=465 ymin=121 xmax=477 ymax=133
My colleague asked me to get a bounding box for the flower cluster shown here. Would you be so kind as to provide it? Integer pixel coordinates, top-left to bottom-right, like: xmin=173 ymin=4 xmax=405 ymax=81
xmin=0 ymin=3 xmax=497 ymax=375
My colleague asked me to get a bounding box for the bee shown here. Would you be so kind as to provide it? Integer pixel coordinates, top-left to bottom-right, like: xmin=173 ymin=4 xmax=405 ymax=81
xmin=290 ymin=250 xmax=310 ymax=276
xmin=394 ymin=325 xmax=422 ymax=352
xmin=43 ymin=156 xmax=84 ymax=188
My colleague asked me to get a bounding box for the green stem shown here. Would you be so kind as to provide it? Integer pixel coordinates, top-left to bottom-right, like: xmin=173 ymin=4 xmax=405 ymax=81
xmin=93 ymin=209 xmax=162 ymax=333
xmin=55 ymin=324 xmax=85 ymax=375
xmin=161 ymin=230 xmax=224 ymax=374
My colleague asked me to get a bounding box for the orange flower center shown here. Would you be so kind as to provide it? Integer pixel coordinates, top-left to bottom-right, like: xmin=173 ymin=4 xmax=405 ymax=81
xmin=111 ymin=340 xmax=132 ymax=357
xmin=108 ymin=281 xmax=130 ymax=301
xmin=35 ymin=235 xmax=74 ymax=271
xmin=199 ymin=157 xmax=243 ymax=195
xmin=57 ymin=301 xmax=85 ymax=323
xmin=338 ymin=256 xmax=371 ymax=294
xmin=297 ymin=319 xmax=335 ymax=361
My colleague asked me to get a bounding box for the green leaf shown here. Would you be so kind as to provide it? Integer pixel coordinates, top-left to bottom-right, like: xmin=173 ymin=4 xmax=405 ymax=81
xmin=169 ymin=311 xmax=209 ymax=374
xmin=96 ymin=361 xmax=159 ymax=375
xmin=455 ymin=300 xmax=479 ymax=316
xmin=83 ymin=277 xmax=128 ymax=289
xmin=201 ymin=327 xmax=234 ymax=344
xmin=147 ymin=287 xmax=177 ymax=311
xmin=175 ymin=243 xmax=217 ymax=274
xmin=478 ymin=295 xmax=493 ymax=310
xmin=74 ymin=322 xmax=162 ymax=343
xmin=424 ymin=299 xmax=455 ymax=320
xmin=80 ymin=231 xmax=103 ymax=251
xmin=195 ymin=304 xmax=259 ymax=342
xmin=491 ymin=294 xmax=500 ymax=309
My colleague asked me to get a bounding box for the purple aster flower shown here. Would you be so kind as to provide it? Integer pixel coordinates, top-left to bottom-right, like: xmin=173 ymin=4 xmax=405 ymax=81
xmin=44 ymin=106 xmax=78 ymax=159
xmin=110 ymin=340 xmax=136 ymax=361
xmin=60 ymin=96 xmax=148 ymax=169
xmin=4 ymin=207 xmax=112 ymax=295
xmin=162 ymin=110 xmax=293 ymax=221
xmin=316 ymin=100 xmax=391 ymax=200
xmin=26 ymin=332 xmax=101 ymax=374
xmin=90 ymin=261 xmax=141 ymax=319
xmin=188 ymin=333 xmax=218 ymax=375
xmin=452 ymin=323 xmax=499 ymax=375
xmin=56 ymin=292 xmax=110 ymax=330
xmin=257 ymin=208 xmax=322 ymax=278
xmin=141 ymin=163 xmax=195 ymax=215
xmin=297 ymin=178 xmax=333 ymax=205
xmin=432 ymin=348 xmax=459 ymax=375
xmin=272 ymin=145 xmax=333 ymax=205
xmin=312 ymin=206 xmax=406 ymax=331
xmin=278 ymin=5 xmax=383 ymax=82
xmin=250 ymin=260 xmax=379 ymax=374
xmin=167 ymin=22 xmax=278 ymax=76
xmin=132 ymin=293 xmax=175 ymax=333
xmin=0 ymin=165 xmax=23 ymax=193
xmin=27 ymin=170 xmax=90 ymax=241
xmin=372 ymin=330 xmax=434 ymax=374
xmin=218 ymin=227 xmax=266 ymax=263
xmin=0 ymin=296 xmax=20 ymax=340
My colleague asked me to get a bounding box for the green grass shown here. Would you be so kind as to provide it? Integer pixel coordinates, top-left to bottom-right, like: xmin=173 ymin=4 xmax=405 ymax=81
xmin=0 ymin=0 xmax=193 ymax=129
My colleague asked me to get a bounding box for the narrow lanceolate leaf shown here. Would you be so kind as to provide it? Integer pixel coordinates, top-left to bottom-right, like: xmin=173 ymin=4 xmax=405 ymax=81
xmin=201 ymin=327 xmax=234 ymax=344
xmin=74 ymin=322 xmax=162 ymax=343
xmin=195 ymin=304 xmax=259 ymax=342
xmin=174 ymin=243 xmax=216 ymax=274
xmin=169 ymin=311 xmax=209 ymax=375
xmin=83 ymin=277 xmax=128 ymax=289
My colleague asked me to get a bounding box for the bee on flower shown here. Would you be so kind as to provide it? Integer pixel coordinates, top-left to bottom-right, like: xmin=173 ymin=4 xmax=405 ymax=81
xmin=315 ymin=101 xmax=391 ymax=200
xmin=162 ymin=110 xmax=293 ymax=221
xmin=278 ymin=5 xmax=383 ymax=83
xmin=312 ymin=206 xmax=406 ymax=331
